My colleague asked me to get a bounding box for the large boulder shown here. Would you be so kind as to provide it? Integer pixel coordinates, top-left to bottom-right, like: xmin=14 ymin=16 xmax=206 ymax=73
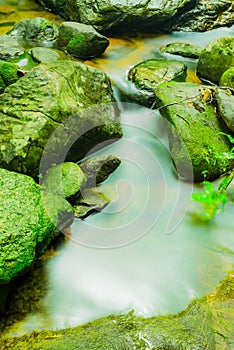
xmin=0 ymin=168 xmax=73 ymax=285
xmin=155 ymin=82 xmax=234 ymax=182
xmin=37 ymin=0 xmax=193 ymax=33
xmin=197 ymin=36 xmax=234 ymax=84
xmin=215 ymin=88 xmax=234 ymax=133
xmin=127 ymin=59 xmax=187 ymax=107
xmin=163 ymin=0 xmax=234 ymax=32
xmin=37 ymin=0 xmax=233 ymax=33
xmin=58 ymin=22 xmax=109 ymax=59
xmin=0 ymin=60 xmax=122 ymax=177
xmin=1 ymin=273 xmax=233 ymax=349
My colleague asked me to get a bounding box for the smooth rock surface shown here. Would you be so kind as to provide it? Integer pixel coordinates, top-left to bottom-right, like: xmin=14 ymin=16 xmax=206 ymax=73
xmin=160 ymin=42 xmax=202 ymax=59
xmin=30 ymin=47 xmax=67 ymax=63
xmin=58 ymin=22 xmax=109 ymax=58
xmin=0 ymin=34 xmax=24 ymax=60
xmin=215 ymin=88 xmax=234 ymax=133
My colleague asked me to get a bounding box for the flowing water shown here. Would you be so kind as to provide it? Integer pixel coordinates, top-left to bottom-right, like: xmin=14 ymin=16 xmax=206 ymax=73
xmin=1 ymin=0 xmax=234 ymax=337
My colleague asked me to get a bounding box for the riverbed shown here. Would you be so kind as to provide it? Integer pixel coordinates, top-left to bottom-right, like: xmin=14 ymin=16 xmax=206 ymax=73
xmin=0 ymin=0 xmax=233 ymax=337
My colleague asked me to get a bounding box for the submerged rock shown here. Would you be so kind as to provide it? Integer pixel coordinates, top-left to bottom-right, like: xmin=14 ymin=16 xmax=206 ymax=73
xmin=0 ymin=60 xmax=20 ymax=93
xmin=163 ymin=0 xmax=234 ymax=32
xmin=0 ymin=34 xmax=24 ymax=60
xmin=30 ymin=47 xmax=67 ymax=63
xmin=1 ymin=273 xmax=233 ymax=349
xmin=0 ymin=168 xmax=73 ymax=285
xmin=127 ymin=59 xmax=187 ymax=107
xmin=215 ymin=88 xmax=234 ymax=133
xmin=58 ymin=22 xmax=109 ymax=59
xmin=197 ymin=36 xmax=234 ymax=84
xmin=155 ymin=82 xmax=234 ymax=182
xmin=219 ymin=67 xmax=234 ymax=88
xmin=160 ymin=42 xmax=202 ymax=59
xmin=0 ymin=60 xmax=122 ymax=177
xmin=37 ymin=0 xmax=193 ymax=33
xmin=8 ymin=17 xmax=59 ymax=43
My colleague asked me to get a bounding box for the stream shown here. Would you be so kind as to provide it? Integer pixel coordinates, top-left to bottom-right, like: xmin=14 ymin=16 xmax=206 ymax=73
xmin=1 ymin=0 xmax=234 ymax=337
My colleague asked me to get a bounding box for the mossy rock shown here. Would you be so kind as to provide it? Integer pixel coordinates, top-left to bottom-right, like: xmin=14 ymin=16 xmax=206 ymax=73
xmin=58 ymin=22 xmax=109 ymax=59
xmin=219 ymin=67 xmax=234 ymax=88
xmin=215 ymin=88 xmax=234 ymax=133
xmin=30 ymin=47 xmax=67 ymax=63
xmin=0 ymin=34 xmax=24 ymax=60
xmin=0 ymin=168 xmax=73 ymax=285
xmin=0 ymin=60 xmax=122 ymax=177
xmin=155 ymin=81 xmax=234 ymax=182
xmin=160 ymin=42 xmax=202 ymax=58
xmin=1 ymin=273 xmax=233 ymax=349
xmin=0 ymin=59 xmax=20 ymax=93
xmin=127 ymin=58 xmax=187 ymax=107
xmin=197 ymin=36 xmax=234 ymax=84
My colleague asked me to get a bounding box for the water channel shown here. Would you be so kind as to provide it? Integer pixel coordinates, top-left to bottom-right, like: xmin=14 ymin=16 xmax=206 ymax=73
xmin=0 ymin=0 xmax=234 ymax=337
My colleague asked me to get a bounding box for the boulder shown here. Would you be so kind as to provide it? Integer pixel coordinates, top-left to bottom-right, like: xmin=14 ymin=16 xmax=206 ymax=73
xmin=58 ymin=22 xmax=109 ymax=59
xmin=1 ymin=273 xmax=233 ymax=349
xmin=154 ymin=82 xmax=234 ymax=182
xmin=37 ymin=0 xmax=193 ymax=33
xmin=215 ymin=88 xmax=234 ymax=133
xmin=219 ymin=67 xmax=234 ymax=88
xmin=8 ymin=17 xmax=59 ymax=43
xmin=163 ymin=0 xmax=234 ymax=32
xmin=127 ymin=59 xmax=187 ymax=107
xmin=30 ymin=47 xmax=67 ymax=63
xmin=0 ymin=168 xmax=73 ymax=285
xmin=80 ymin=154 xmax=121 ymax=187
xmin=0 ymin=60 xmax=122 ymax=177
xmin=197 ymin=36 xmax=234 ymax=84
xmin=160 ymin=42 xmax=202 ymax=59
xmin=0 ymin=60 xmax=20 ymax=94
xmin=0 ymin=34 xmax=24 ymax=60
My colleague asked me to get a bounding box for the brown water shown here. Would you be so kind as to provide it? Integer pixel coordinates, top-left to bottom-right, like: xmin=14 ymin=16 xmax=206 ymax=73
xmin=0 ymin=0 xmax=233 ymax=337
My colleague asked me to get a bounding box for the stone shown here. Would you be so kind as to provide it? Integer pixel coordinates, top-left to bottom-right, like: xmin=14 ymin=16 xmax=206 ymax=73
xmin=197 ymin=36 xmax=234 ymax=84
xmin=38 ymin=0 xmax=193 ymax=33
xmin=74 ymin=187 xmax=110 ymax=218
xmin=219 ymin=67 xmax=234 ymax=88
xmin=154 ymin=82 xmax=234 ymax=182
xmin=0 ymin=34 xmax=24 ymax=60
xmin=80 ymin=154 xmax=121 ymax=187
xmin=0 ymin=168 xmax=73 ymax=284
xmin=127 ymin=58 xmax=187 ymax=107
xmin=30 ymin=47 xmax=67 ymax=63
xmin=215 ymin=88 xmax=234 ymax=133
xmin=0 ymin=59 xmax=20 ymax=93
xmin=58 ymin=22 xmax=109 ymax=59
xmin=0 ymin=60 xmax=122 ymax=177
xmin=163 ymin=0 xmax=234 ymax=32
xmin=1 ymin=273 xmax=233 ymax=349
xmin=8 ymin=17 xmax=59 ymax=43
xmin=160 ymin=42 xmax=202 ymax=59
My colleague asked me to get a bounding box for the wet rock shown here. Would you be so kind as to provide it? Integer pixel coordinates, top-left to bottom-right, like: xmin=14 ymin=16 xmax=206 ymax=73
xmin=0 ymin=60 xmax=122 ymax=177
xmin=30 ymin=47 xmax=67 ymax=63
xmin=163 ymin=0 xmax=234 ymax=32
xmin=58 ymin=22 xmax=109 ymax=59
xmin=0 ymin=168 xmax=73 ymax=285
xmin=8 ymin=17 xmax=59 ymax=43
xmin=160 ymin=42 xmax=202 ymax=59
xmin=80 ymin=154 xmax=121 ymax=187
xmin=41 ymin=162 xmax=87 ymax=198
xmin=0 ymin=34 xmax=24 ymax=60
xmin=215 ymin=88 xmax=234 ymax=133
xmin=37 ymin=0 xmax=193 ymax=33
xmin=155 ymin=82 xmax=234 ymax=182
xmin=0 ymin=59 xmax=20 ymax=93
xmin=1 ymin=273 xmax=233 ymax=349
xmin=74 ymin=187 xmax=110 ymax=218
xmin=127 ymin=59 xmax=187 ymax=107
xmin=219 ymin=67 xmax=234 ymax=88
xmin=197 ymin=36 xmax=234 ymax=84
